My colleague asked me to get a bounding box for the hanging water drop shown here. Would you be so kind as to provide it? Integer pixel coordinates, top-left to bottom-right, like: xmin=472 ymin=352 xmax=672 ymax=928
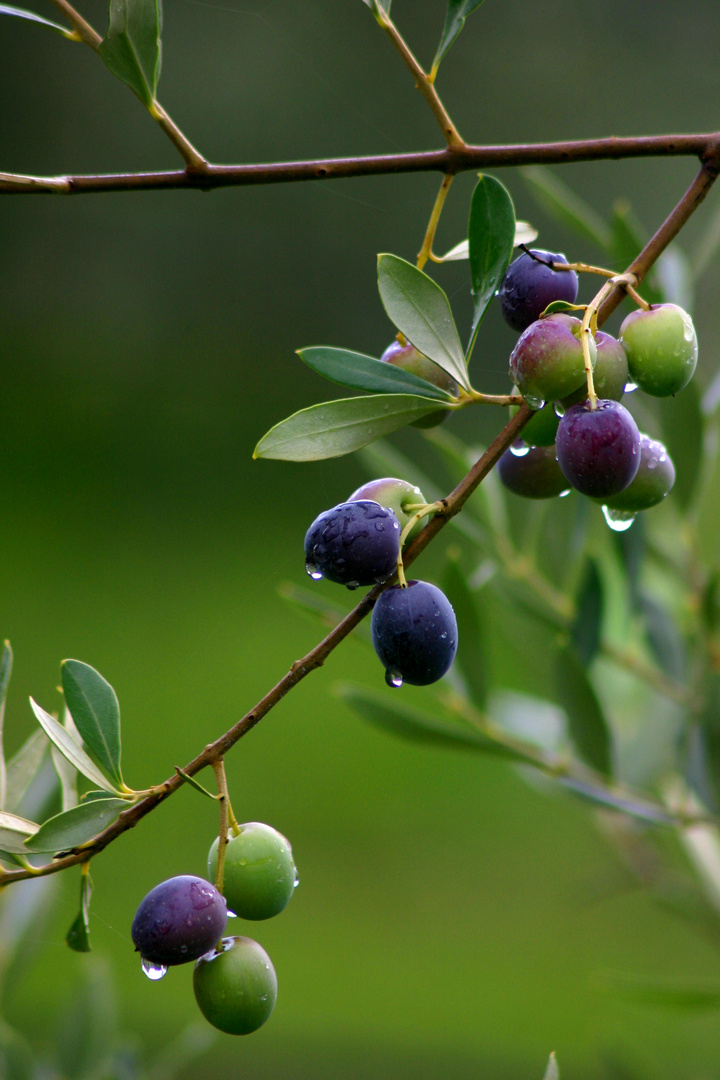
xmin=559 ymin=488 xmax=571 ymax=498
xmin=227 ymin=909 xmax=238 ymax=918
xmin=141 ymin=958 xmax=168 ymax=981
xmin=509 ymin=441 xmax=530 ymax=457
xmin=385 ymin=668 xmax=403 ymax=688
xmin=305 ymin=562 xmax=323 ymax=580
xmin=524 ymin=393 xmax=546 ymax=410
xmin=293 ymin=872 xmax=300 ymax=889
xmin=602 ymin=505 xmax=636 ymax=532
xmin=624 ymin=380 xmax=637 ymax=393
xmin=553 ymin=401 xmax=566 ymax=417
xmin=346 ymin=580 xmax=360 ymax=591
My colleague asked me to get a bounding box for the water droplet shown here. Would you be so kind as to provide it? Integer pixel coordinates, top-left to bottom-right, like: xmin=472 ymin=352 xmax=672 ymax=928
xmin=524 ymin=393 xmax=545 ymax=410
xmin=385 ymin=669 xmax=403 ymax=688
xmin=346 ymin=580 xmax=359 ymax=591
xmin=227 ymin=910 xmax=237 ymax=918
xmin=141 ymin=958 xmax=168 ymax=981
xmin=602 ymin=506 xmax=636 ymax=532
xmin=293 ymin=872 xmax=300 ymax=889
xmin=647 ymin=456 xmax=658 ymax=470
xmin=553 ymin=401 xmax=566 ymax=417
xmin=624 ymin=381 xmax=637 ymax=393
xmin=510 ymin=441 xmax=529 ymax=457
xmin=559 ymin=488 xmax=571 ymax=498
xmin=305 ymin=562 xmax=323 ymax=580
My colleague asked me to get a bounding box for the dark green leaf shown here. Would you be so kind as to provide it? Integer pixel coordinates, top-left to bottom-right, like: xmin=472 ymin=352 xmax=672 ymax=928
xmin=658 ymin=378 xmax=703 ymax=510
xmin=62 ymin=660 xmax=124 ymax=788
xmin=637 ymin=592 xmax=686 ymax=682
xmin=570 ymin=559 xmax=604 ymax=666
xmin=24 ymin=797 xmax=127 ymax=853
xmin=98 ymin=0 xmax=162 ymax=109
xmin=4 ymin=729 xmax=48 ymax=813
xmin=0 ymin=811 xmax=40 ymax=853
xmin=521 ymin=166 xmax=611 ymax=251
xmin=175 ymin=767 xmax=220 ymax=799
xmin=0 ymin=4 xmax=77 ymax=37
xmin=442 ymin=552 xmax=488 ymax=708
xmin=253 ymin=394 xmax=444 ymax=462
xmin=335 ymin=683 xmax=522 ymax=760
xmin=377 ymin=255 xmax=469 ymax=389
xmin=594 ymin=970 xmax=720 ymax=1010
xmin=542 ymin=1052 xmax=560 ymax=1080
xmin=468 ymin=175 xmax=516 ymax=351
xmin=29 ymin=698 xmax=123 ymax=794
xmin=554 ymin=645 xmax=613 ymax=775
xmin=66 ymin=871 xmax=93 ymax=953
xmin=431 ymin=0 xmax=487 ymax=76
xmin=298 ymin=347 xmax=453 ymax=401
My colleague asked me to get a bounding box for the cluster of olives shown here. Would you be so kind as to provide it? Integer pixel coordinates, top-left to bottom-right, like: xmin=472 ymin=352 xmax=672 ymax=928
xmin=304 ymin=478 xmax=458 ymax=687
xmin=131 ymin=822 xmax=296 ymax=1036
xmin=496 ymin=249 xmax=693 ymax=527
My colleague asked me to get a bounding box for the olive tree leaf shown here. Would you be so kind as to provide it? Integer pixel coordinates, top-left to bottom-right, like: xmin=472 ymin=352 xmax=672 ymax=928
xmin=298 ymin=347 xmax=454 ymax=401
xmin=361 ymin=0 xmax=391 ymax=12
xmin=98 ymin=0 xmax=162 ymax=109
xmin=441 ymin=553 xmax=488 ymax=709
xmin=659 ymin=378 xmax=703 ymax=510
xmin=29 ymin=698 xmax=123 ymax=795
xmin=468 ymin=175 xmax=516 ymax=352
xmin=0 ymin=4 xmax=77 ymax=38
xmin=0 ymin=811 xmax=40 ymax=853
xmin=570 ymin=558 xmax=604 ymax=666
xmin=377 ymin=255 xmax=470 ymax=390
xmin=24 ymin=798 xmax=127 ymax=853
xmin=4 ymin=729 xmax=48 ymax=814
xmin=554 ymin=646 xmax=613 ymax=776
xmin=542 ymin=1052 xmax=560 ymax=1080
xmin=66 ymin=871 xmax=93 ymax=953
xmin=431 ymin=0 xmax=488 ymax=79
xmin=254 ymin=394 xmax=445 ymax=462
xmin=438 ymin=220 xmax=537 ymax=263
xmin=0 ymin=641 xmax=12 ymax=810
xmin=62 ymin=660 xmax=124 ymax=789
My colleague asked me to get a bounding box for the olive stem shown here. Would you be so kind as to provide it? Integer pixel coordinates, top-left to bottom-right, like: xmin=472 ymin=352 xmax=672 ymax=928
xmin=417 ymin=174 xmax=454 ymax=270
xmin=212 ymin=759 xmax=230 ymax=895
xmin=396 ymin=502 xmax=445 ymax=587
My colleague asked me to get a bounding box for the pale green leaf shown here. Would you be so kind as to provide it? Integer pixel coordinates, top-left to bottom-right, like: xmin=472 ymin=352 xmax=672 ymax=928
xmin=377 ymin=255 xmax=469 ymax=389
xmin=29 ymin=698 xmax=123 ymax=795
xmin=98 ymin=0 xmax=162 ymax=109
xmin=66 ymin=871 xmax=93 ymax=952
xmin=0 ymin=641 xmax=11 ymax=810
xmin=25 ymin=798 xmax=127 ymax=853
xmin=0 ymin=811 xmax=39 ymax=853
xmin=0 ymin=4 xmax=77 ymax=38
xmin=254 ymin=394 xmax=445 ymax=462
xmin=4 ymin=728 xmax=48 ymax=813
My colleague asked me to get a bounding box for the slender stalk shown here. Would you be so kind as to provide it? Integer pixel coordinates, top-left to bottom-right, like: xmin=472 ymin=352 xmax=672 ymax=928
xmin=2 ymin=134 xmax=720 ymax=196
xmin=212 ymin=760 xmax=230 ymax=894
xmin=49 ymin=0 xmax=100 ymax=49
xmin=417 ymin=175 xmax=454 ymax=270
xmin=374 ymin=9 xmax=464 ymax=149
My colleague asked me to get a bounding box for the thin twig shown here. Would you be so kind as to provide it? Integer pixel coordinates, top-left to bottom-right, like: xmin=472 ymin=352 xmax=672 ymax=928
xmin=2 ymin=134 xmax=720 ymax=196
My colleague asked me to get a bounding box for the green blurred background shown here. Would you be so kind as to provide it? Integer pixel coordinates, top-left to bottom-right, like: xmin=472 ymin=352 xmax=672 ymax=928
xmin=2 ymin=1 xmax=720 ymax=1076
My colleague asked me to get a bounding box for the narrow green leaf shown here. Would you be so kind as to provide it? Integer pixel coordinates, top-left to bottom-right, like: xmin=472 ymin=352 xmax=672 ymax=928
xmin=377 ymin=255 xmax=469 ymax=390
xmin=66 ymin=871 xmax=93 ymax=953
xmin=468 ymin=175 xmax=516 ymax=351
xmin=570 ymin=558 xmax=604 ymax=666
xmin=298 ymin=347 xmax=453 ymax=401
xmin=638 ymin=593 xmax=686 ymax=682
xmin=560 ymin=775 xmax=674 ymax=826
xmin=98 ymin=0 xmax=162 ymax=109
xmin=4 ymin=728 xmax=48 ymax=813
xmin=542 ymin=1052 xmax=560 ymax=1080
xmin=554 ymin=646 xmax=613 ymax=775
xmin=62 ymin=660 xmax=124 ymax=788
xmin=654 ymin=246 xmax=694 ymax=312
xmin=521 ymin=166 xmax=611 ymax=251
xmin=0 ymin=4 xmax=77 ymax=37
xmin=0 ymin=642 xmax=12 ymax=811
xmin=361 ymin=0 xmax=391 ymax=13
xmin=277 ymin=582 xmax=372 ymax=643
xmin=24 ymin=798 xmax=127 ymax=853
xmin=658 ymin=378 xmax=703 ymax=510
xmin=29 ymin=698 xmax=123 ymax=795
xmin=594 ymin=970 xmax=720 ymax=1011
xmin=442 ymin=553 xmax=488 ymax=709
xmin=254 ymin=394 xmax=444 ymax=462
xmin=175 ymin=767 xmax=220 ymax=800
xmin=541 ymin=300 xmax=585 ymax=316
xmin=610 ymin=202 xmax=663 ymax=305
xmin=336 ymin=682 xmax=521 ymax=760
xmin=0 ymin=811 xmax=39 ymax=853
xmin=432 ymin=0 xmax=487 ymax=76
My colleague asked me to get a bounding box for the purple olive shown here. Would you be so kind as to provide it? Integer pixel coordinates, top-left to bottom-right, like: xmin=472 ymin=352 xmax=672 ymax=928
xmin=556 ymin=399 xmax=641 ymax=498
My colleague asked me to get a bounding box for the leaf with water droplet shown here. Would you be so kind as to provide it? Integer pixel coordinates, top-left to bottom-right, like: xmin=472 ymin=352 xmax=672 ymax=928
xmin=468 ymin=175 xmax=516 ymax=355
xmin=254 ymin=394 xmax=443 ymax=462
